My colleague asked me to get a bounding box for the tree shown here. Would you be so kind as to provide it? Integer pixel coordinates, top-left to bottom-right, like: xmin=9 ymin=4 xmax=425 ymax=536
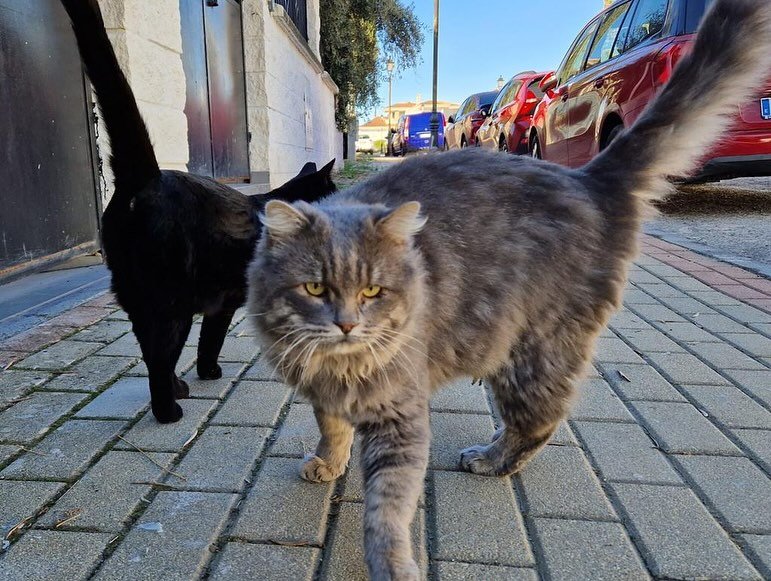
xmin=320 ymin=0 xmax=423 ymax=130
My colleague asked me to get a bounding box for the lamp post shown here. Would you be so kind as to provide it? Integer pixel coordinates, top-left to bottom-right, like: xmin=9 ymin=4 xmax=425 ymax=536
xmin=497 ymin=75 xmax=505 ymax=90
xmin=386 ymin=57 xmax=394 ymax=156
xmin=430 ymin=0 xmax=439 ymax=149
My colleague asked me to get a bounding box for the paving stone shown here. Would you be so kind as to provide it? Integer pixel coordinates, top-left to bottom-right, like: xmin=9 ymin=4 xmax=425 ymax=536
xmin=0 ymin=391 xmax=87 ymax=444
xmin=0 ymin=444 xmax=19 ymax=466
xmin=572 ymin=421 xmax=682 ymax=485
xmin=599 ymin=363 xmax=686 ymax=402
xmin=219 ymin=336 xmax=260 ymax=362
xmin=722 ymin=332 xmax=771 ymax=358
xmin=323 ymin=502 xmax=426 ymax=581
xmin=242 ymin=356 xmax=276 ymax=380
xmin=229 ymin=318 xmax=260 ymax=338
xmin=628 ymin=271 xmax=662 ymax=285
xmin=675 ymin=455 xmax=771 ymax=532
xmin=730 ymin=429 xmax=771 ymax=472
xmin=593 ymin=337 xmax=644 ymax=364
xmin=184 ymin=323 xmax=202 ymax=347
xmin=431 ymin=377 xmax=491 ymax=413
xmin=631 ymin=400 xmax=741 ymax=455
xmin=681 ymin=385 xmax=771 ymax=429
xmin=620 ymin=289 xmax=660 ymax=305
xmin=615 ymin=328 xmax=685 ymax=354
xmin=693 ymin=313 xmax=756 ymax=334
xmin=0 ymin=530 xmax=112 ymax=581
xmin=125 ymin=346 xmax=197 ymax=377
xmin=0 ymin=480 xmax=65 ymax=535
xmin=97 ymin=333 xmax=141 ymax=357
xmin=722 ymin=369 xmax=771 ymax=408
xmin=656 ymin=321 xmax=721 ymax=343
xmin=434 ymin=562 xmax=537 ymax=581
xmin=70 ymin=320 xmax=132 ymax=344
xmin=269 ymin=403 xmax=321 ymax=457
xmin=115 ymin=399 xmax=217 ymax=452
xmin=38 ymin=450 xmax=175 ymax=532
xmin=612 ymin=483 xmax=760 ymax=579
xmin=630 ymin=303 xmax=687 ymax=324
xmin=741 ymin=535 xmax=771 ymax=578
xmin=430 ymin=412 xmax=495 ymax=470
xmin=1 ymin=419 xmax=125 ymax=480
xmin=518 ymin=445 xmax=616 ymax=520
xmin=433 ymin=471 xmax=533 ymax=566
xmin=105 ymin=309 xmax=129 ymax=321
xmin=179 ymin=362 xmax=245 ymax=399
xmin=645 ymin=352 xmax=730 ymax=385
xmin=232 ymin=457 xmax=333 ymax=545
xmin=749 ymin=322 xmax=771 ymax=337
xmin=41 ymin=356 xmax=137 ymax=392
xmin=533 ymin=518 xmax=649 ymax=580
xmin=687 ymin=342 xmax=767 ymax=371
xmin=211 ymin=380 xmax=291 ymax=427
xmin=75 ymin=377 xmax=149 ymax=419
xmin=550 ymin=420 xmax=578 ymax=446
xmin=16 ymin=340 xmax=102 ymax=371
xmin=635 ymin=283 xmax=689 ymax=300
xmin=210 ymin=543 xmax=319 ymax=581
xmin=656 ymin=295 xmax=715 ymax=315
xmin=45 ymin=306 xmax=111 ymax=328
xmin=172 ymin=426 xmax=268 ymax=491
xmin=0 ymin=370 xmax=51 ymax=405
xmin=572 ymin=378 xmax=634 ymax=422
xmin=717 ymin=304 xmax=771 ymax=325
xmin=95 ymin=491 xmax=237 ymax=581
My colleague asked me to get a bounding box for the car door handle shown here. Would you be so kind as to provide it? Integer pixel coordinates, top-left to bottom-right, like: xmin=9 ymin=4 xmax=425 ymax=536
xmin=594 ymin=77 xmax=606 ymax=89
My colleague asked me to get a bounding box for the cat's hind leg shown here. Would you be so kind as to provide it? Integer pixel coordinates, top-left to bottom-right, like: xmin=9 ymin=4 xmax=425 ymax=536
xmin=197 ymin=308 xmax=236 ymax=380
xmin=460 ymin=341 xmax=583 ymax=476
xmin=132 ymin=313 xmax=193 ymax=423
xmin=300 ymin=408 xmax=355 ymax=483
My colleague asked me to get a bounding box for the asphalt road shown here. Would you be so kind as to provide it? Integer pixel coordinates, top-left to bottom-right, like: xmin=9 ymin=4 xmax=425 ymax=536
xmin=648 ymin=177 xmax=771 ymax=273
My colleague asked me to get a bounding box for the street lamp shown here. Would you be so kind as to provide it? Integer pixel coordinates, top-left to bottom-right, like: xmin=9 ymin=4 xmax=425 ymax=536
xmin=497 ymin=75 xmax=505 ymax=90
xmin=430 ymin=0 xmax=439 ymax=149
xmin=386 ymin=57 xmax=395 ymax=156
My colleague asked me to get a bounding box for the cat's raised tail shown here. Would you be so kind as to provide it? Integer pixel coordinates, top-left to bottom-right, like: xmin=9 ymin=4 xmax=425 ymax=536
xmin=60 ymin=0 xmax=160 ymax=196
xmin=583 ymin=0 xmax=771 ymax=199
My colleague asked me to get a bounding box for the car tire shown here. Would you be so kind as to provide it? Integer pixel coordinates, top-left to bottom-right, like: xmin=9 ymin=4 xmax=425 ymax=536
xmin=499 ymin=135 xmax=508 ymax=153
xmin=531 ymin=134 xmax=542 ymax=159
xmin=604 ymin=125 xmax=624 ymax=150
xmin=460 ymin=136 xmax=467 ymax=149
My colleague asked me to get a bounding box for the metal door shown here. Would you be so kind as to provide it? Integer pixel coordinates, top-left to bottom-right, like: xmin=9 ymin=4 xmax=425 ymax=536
xmin=0 ymin=0 xmax=100 ymax=273
xmin=180 ymin=0 xmax=250 ymax=182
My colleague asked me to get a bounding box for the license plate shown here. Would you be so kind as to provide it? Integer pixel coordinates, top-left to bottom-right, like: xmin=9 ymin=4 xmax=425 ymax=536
xmin=418 ymin=132 xmax=431 ymax=138
xmin=762 ymin=97 xmax=771 ymax=120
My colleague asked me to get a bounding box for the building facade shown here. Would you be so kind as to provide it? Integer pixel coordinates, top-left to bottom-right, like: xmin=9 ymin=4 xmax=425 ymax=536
xmin=0 ymin=0 xmax=342 ymax=277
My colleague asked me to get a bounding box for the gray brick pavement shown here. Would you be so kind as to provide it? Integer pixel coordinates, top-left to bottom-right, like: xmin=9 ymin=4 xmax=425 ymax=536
xmin=0 ymin=243 xmax=769 ymax=579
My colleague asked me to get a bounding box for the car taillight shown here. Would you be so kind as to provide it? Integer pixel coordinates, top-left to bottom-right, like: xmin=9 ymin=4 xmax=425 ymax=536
xmin=403 ymin=116 xmax=410 ymax=138
xmin=652 ymin=37 xmax=693 ymax=88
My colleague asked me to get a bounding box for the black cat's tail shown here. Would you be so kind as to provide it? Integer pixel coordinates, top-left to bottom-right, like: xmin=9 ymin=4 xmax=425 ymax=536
xmin=583 ymin=0 xmax=771 ymax=199
xmin=60 ymin=0 xmax=160 ymax=197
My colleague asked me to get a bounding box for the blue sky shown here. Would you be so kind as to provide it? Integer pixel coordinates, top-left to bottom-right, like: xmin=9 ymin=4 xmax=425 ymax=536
xmin=370 ymin=1 xmax=603 ymax=116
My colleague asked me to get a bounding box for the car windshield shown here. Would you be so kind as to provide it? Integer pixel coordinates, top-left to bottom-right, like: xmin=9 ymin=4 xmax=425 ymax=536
xmin=479 ymin=92 xmax=498 ymax=107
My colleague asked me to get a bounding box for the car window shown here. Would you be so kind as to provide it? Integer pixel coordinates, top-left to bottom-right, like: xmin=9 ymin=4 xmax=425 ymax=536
xmin=558 ymin=18 xmax=601 ymax=84
xmin=586 ymin=2 xmax=632 ymax=69
xmin=493 ymin=81 xmax=523 ymax=112
xmin=622 ymin=0 xmax=668 ymax=52
xmin=685 ymin=0 xmax=715 ymax=33
xmin=528 ymin=78 xmax=545 ymax=101
xmin=454 ymin=98 xmax=469 ymax=119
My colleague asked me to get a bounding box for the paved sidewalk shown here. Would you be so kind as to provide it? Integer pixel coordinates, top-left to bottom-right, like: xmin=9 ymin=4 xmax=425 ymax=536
xmin=0 ymin=234 xmax=770 ymax=580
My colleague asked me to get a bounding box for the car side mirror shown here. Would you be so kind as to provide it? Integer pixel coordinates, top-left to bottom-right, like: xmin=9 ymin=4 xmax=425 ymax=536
xmin=479 ymin=105 xmax=492 ymax=118
xmin=447 ymin=115 xmax=455 ymax=124
xmin=539 ymin=71 xmax=558 ymax=93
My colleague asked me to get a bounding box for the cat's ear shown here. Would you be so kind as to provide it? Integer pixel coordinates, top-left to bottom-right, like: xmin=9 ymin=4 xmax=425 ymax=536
xmin=261 ymin=200 xmax=309 ymax=241
xmin=376 ymin=201 xmax=427 ymax=241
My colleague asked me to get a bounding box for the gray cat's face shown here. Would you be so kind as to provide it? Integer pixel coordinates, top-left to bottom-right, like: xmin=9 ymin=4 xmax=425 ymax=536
xmin=248 ymin=200 xmax=426 ymax=383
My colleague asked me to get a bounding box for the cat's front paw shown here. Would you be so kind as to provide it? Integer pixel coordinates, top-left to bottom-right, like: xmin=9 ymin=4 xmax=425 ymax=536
xmin=459 ymin=444 xmax=500 ymax=476
xmin=197 ymin=362 xmax=222 ymax=380
xmin=174 ymin=377 xmax=190 ymax=399
xmin=153 ymin=402 xmax=184 ymax=424
xmin=300 ymin=454 xmax=346 ymax=483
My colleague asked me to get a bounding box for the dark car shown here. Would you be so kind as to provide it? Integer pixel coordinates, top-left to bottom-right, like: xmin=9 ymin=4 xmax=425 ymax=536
xmin=529 ymin=0 xmax=771 ymax=181
xmin=390 ymin=112 xmax=446 ymax=156
xmin=444 ymin=91 xmax=498 ymax=150
xmin=476 ymin=71 xmax=547 ymax=154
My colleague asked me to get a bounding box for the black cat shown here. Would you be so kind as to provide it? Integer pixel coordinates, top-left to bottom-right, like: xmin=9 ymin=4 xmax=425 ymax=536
xmin=60 ymin=0 xmax=336 ymax=423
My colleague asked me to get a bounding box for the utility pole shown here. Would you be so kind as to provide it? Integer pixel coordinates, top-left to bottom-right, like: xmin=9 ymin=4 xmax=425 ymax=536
xmin=430 ymin=0 xmax=439 ymax=149
xmin=386 ymin=57 xmax=394 ymax=156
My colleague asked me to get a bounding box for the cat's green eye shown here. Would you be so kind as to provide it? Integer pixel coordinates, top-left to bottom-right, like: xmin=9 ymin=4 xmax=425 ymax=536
xmin=304 ymin=282 xmax=326 ymax=297
xmin=361 ymin=285 xmax=382 ymax=298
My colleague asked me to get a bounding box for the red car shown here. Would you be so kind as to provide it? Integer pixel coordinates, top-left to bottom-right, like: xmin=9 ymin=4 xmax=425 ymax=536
xmin=444 ymin=91 xmax=498 ymax=150
xmin=476 ymin=71 xmax=547 ymax=154
xmin=530 ymin=0 xmax=771 ymax=181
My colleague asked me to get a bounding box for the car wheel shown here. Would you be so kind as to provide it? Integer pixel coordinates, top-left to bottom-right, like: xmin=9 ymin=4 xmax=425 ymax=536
xmin=499 ymin=135 xmax=508 ymax=153
xmin=604 ymin=125 xmax=624 ymax=150
xmin=460 ymin=136 xmax=467 ymax=149
xmin=531 ymin=134 xmax=542 ymax=159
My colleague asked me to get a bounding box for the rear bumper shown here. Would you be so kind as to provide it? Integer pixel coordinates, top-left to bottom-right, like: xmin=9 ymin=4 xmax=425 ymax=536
xmin=689 ymin=154 xmax=771 ymax=183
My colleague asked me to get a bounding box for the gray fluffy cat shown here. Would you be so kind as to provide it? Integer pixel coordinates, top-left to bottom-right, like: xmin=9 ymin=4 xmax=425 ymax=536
xmin=247 ymin=1 xmax=771 ymax=578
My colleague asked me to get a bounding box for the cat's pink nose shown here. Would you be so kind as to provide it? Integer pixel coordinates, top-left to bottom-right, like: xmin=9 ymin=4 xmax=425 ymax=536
xmin=336 ymin=322 xmax=358 ymax=335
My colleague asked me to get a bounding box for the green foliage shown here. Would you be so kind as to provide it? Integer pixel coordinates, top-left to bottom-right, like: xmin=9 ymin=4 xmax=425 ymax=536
xmin=320 ymin=0 xmax=423 ymax=130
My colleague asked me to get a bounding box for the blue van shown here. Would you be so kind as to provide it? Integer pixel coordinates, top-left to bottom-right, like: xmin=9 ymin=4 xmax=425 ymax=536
xmin=391 ymin=112 xmax=445 ymax=155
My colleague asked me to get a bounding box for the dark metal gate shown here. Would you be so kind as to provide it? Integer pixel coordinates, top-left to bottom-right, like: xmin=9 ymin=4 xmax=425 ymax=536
xmin=180 ymin=0 xmax=250 ymax=182
xmin=0 ymin=0 xmax=100 ymax=274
